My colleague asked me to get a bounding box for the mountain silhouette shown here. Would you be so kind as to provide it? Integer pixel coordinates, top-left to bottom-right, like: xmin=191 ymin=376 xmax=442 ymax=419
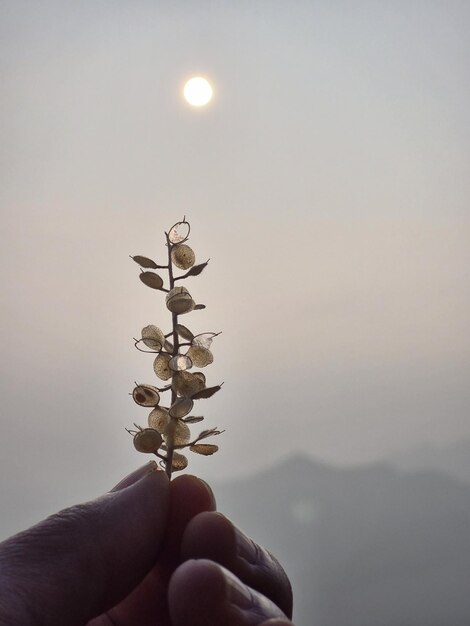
xmin=389 ymin=438 xmax=470 ymax=484
xmin=216 ymin=454 xmax=470 ymax=626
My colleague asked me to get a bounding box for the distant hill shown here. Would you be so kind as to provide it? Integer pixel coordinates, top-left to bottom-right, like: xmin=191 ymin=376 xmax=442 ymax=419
xmin=216 ymin=454 xmax=470 ymax=626
xmin=388 ymin=438 xmax=470 ymax=484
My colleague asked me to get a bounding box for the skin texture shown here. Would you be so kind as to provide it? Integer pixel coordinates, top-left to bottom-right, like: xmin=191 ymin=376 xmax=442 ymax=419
xmin=0 ymin=463 xmax=294 ymax=626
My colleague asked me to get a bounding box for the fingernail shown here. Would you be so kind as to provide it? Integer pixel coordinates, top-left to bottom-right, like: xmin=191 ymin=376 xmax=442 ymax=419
xmin=111 ymin=461 xmax=159 ymax=491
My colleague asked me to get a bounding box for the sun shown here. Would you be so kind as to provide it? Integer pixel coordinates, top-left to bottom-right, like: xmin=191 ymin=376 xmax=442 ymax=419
xmin=183 ymin=77 xmax=213 ymax=107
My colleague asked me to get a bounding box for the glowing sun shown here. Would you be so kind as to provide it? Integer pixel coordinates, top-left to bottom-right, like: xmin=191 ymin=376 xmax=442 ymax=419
xmin=183 ymin=77 xmax=213 ymax=107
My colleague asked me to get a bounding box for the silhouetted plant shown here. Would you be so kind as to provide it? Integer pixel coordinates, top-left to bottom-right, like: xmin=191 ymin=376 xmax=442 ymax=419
xmin=127 ymin=218 xmax=223 ymax=479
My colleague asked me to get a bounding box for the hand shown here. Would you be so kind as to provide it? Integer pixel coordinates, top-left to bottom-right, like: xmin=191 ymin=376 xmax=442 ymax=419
xmin=0 ymin=463 xmax=293 ymax=625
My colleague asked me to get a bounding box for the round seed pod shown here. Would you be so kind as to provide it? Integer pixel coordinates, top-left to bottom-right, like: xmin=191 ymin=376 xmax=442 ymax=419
xmin=190 ymin=443 xmax=219 ymax=455
xmin=133 ymin=428 xmax=162 ymax=453
xmin=141 ymin=325 xmax=165 ymax=351
xmin=171 ymin=452 xmax=188 ymax=471
xmin=187 ymin=346 xmax=213 ymax=367
xmin=193 ymin=372 xmax=206 ymax=385
xmin=192 ymin=333 xmax=217 ymax=350
xmin=168 ymin=221 xmax=190 ymax=244
xmin=148 ymin=407 xmax=170 ymax=433
xmin=169 ymin=397 xmax=194 ymax=419
xmin=171 ymin=421 xmax=191 ymax=446
xmin=153 ymin=353 xmax=172 ymax=380
xmin=175 ymin=324 xmax=194 ymax=341
xmin=169 ymin=354 xmax=193 ymax=372
xmin=131 ymin=255 xmax=158 ymax=269
xmin=171 ymin=244 xmax=195 ymax=270
xmin=132 ymin=384 xmax=160 ymax=407
xmin=172 ymin=371 xmax=206 ymax=396
xmin=139 ymin=272 xmax=164 ymax=290
xmin=166 ymin=287 xmax=195 ymax=315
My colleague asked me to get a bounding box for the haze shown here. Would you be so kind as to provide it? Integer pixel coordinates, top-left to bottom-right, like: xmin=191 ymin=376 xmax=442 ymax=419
xmin=1 ymin=1 xmax=469 ymax=538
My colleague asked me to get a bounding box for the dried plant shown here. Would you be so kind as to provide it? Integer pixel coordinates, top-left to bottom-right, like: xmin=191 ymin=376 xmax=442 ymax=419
xmin=127 ymin=218 xmax=223 ymax=479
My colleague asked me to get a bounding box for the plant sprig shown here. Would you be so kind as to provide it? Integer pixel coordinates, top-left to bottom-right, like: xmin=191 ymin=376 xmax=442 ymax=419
xmin=127 ymin=218 xmax=223 ymax=479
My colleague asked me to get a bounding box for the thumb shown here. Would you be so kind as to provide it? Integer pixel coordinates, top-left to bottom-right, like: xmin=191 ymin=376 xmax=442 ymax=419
xmin=0 ymin=463 xmax=169 ymax=626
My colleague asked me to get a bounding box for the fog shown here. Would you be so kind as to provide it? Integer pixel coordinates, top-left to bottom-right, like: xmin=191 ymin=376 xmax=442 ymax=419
xmin=1 ymin=0 xmax=469 ymax=558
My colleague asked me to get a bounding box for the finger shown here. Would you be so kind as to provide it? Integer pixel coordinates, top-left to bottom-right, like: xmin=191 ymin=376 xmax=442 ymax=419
xmin=101 ymin=474 xmax=216 ymax=625
xmin=260 ymin=617 xmax=294 ymax=626
xmin=169 ymin=559 xmax=288 ymax=626
xmin=163 ymin=475 xmax=217 ymax=564
xmin=0 ymin=464 xmax=169 ymax=626
xmin=181 ymin=511 xmax=293 ymax=618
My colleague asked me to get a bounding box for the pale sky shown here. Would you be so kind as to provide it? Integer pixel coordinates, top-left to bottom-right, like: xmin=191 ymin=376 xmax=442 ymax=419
xmin=1 ymin=0 xmax=469 ymax=538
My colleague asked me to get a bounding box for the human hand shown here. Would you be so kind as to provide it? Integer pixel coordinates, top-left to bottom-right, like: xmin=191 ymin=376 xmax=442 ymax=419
xmin=0 ymin=463 xmax=293 ymax=625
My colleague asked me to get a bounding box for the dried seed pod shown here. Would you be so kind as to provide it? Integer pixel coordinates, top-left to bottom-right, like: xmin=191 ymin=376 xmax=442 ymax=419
xmin=196 ymin=428 xmax=223 ymax=440
xmin=168 ymin=220 xmax=190 ymax=244
xmin=132 ymin=384 xmax=160 ymax=407
xmin=141 ymin=325 xmax=165 ymax=351
xmin=166 ymin=287 xmax=195 ymax=314
xmin=169 ymin=354 xmax=193 ymax=372
xmin=133 ymin=428 xmax=163 ymax=453
xmin=190 ymin=443 xmax=219 ymax=455
xmin=153 ymin=353 xmax=173 ymax=380
xmin=175 ymin=324 xmax=194 ymax=341
xmin=172 ymin=371 xmax=206 ymax=396
xmin=192 ymin=333 xmax=218 ymax=350
xmin=139 ymin=271 xmax=164 ymax=290
xmin=191 ymin=385 xmax=222 ymax=400
xmin=171 ymin=451 xmax=188 ymax=471
xmin=169 ymin=397 xmax=194 ymax=419
xmin=187 ymin=345 xmax=213 ymax=367
xmin=148 ymin=407 xmax=170 ymax=433
xmin=131 ymin=255 xmax=158 ymax=269
xmin=193 ymin=372 xmax=206 ymax=385
xmin=184 ymin=261 xmax=208 ymax=277
xmin=171 ymin=244 xmax=195 ymax=270
xmin=171 ymin=421 xmax=191 ymax=446
xmin=183 ymin=415 xmax=204 ymax=424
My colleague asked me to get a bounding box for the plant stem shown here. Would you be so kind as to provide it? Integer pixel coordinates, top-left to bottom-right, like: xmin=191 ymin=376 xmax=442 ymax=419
xmin=164 ymin=234 xmax=179 ymax=480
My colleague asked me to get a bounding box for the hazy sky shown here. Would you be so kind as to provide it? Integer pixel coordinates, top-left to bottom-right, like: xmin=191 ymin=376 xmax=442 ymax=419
xmin=1 ymin=1 xmax=469 ymax=537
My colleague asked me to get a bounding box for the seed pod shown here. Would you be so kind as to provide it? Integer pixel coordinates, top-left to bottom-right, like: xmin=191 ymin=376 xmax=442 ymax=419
xmin=153 ymin=353 xmax=173 ymax=380
xmin=148 ymin=407 xmax=170 ymax=433
xmin=191 ymin=384 xmax=222 ymax=400
xmin=192 ymin=333 xmax=218 ymax=350
xmin=171 ymin=421 xmax=191 ymax=446
xmin=183 ymin=415 xmax=204 ymax=424
xmin=171 ymin=451 xmax=188 ymax=471
xmin=187 ymin=346 xmax=213 ymax=367
xmin=171 ymin=244 xmax=195 ymax=270
xmin=172 ymin=371 xmax=206 ymax=396
xmin=139 ymin=271 xmax=164 ymax=290
xmin=132 ymin=384 xmax=160 ymax=407
xmin=169 ymin=355 xmax=193 ymax=372
xmin=175 ymin=324 xmax=194 ymax=341
xmin=133 ymin=428 xmax=163 ymax=453
xmin=131 ymin=255 xmax=158 ymax=269
xmin=168 ymin=220 xmax=190 ymax=244
xmin=169 ymin=397 xmax=194 ymax=419
xmin=190 ymin=443 xmax=219 ymax=455
xmin=184 ymin=261 xmax=208 ymax=277
xmin=193 ymin=372 xmax=206 ymax=385
xmin=166 ymin=287 xmax=195 ymax=314
xmin=141 ymin=325 xmax=165 ymax=351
